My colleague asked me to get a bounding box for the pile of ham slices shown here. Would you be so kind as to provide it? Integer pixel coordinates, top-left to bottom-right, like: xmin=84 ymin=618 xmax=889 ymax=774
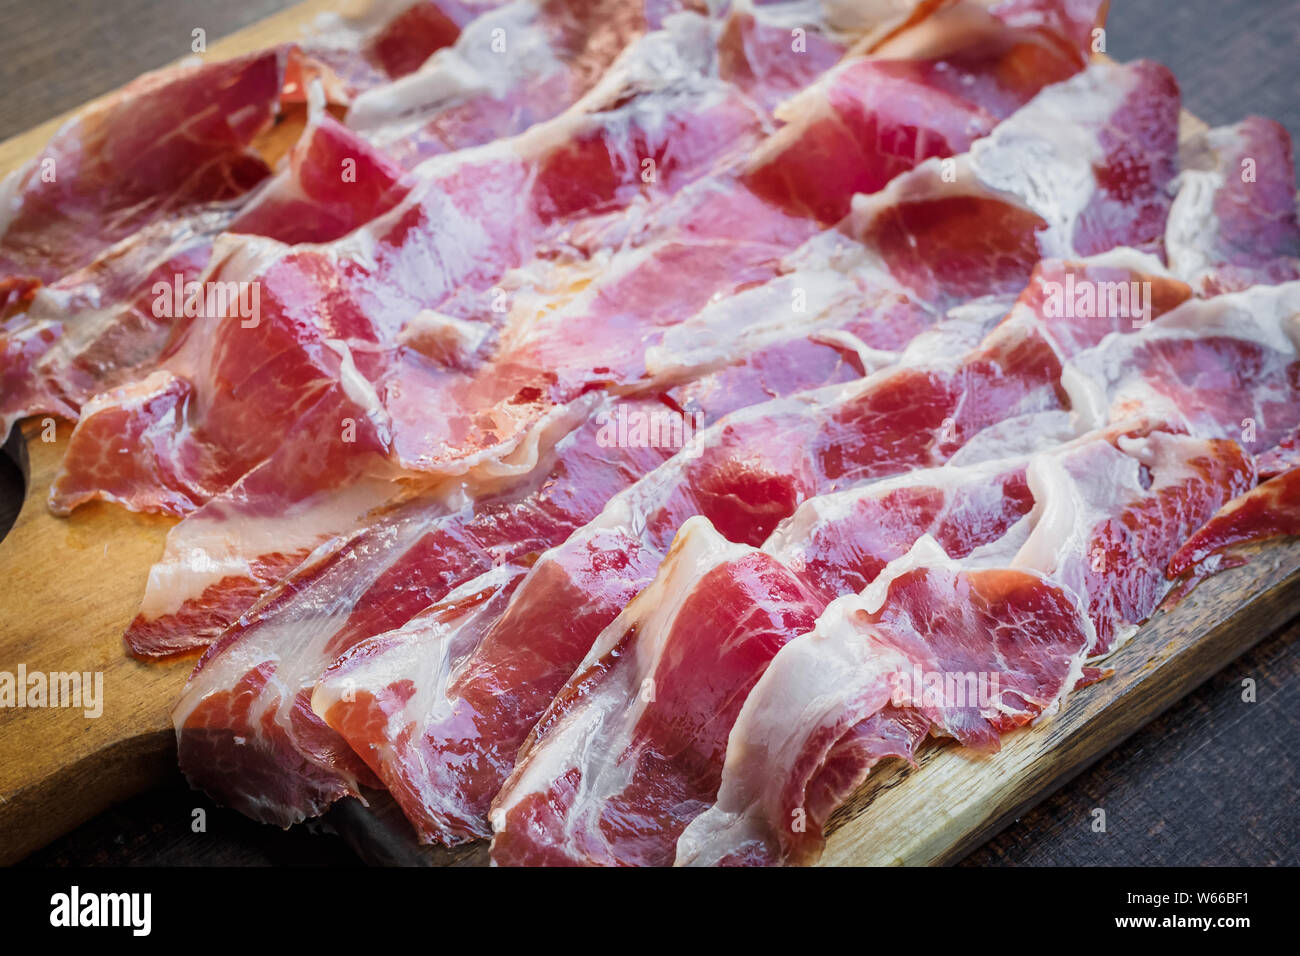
xmin=2 ymin=0 xmax=1298 ymax=866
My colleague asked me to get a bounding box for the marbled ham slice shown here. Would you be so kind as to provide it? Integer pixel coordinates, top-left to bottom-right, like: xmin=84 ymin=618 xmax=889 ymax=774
xmin=300 ymin=0 xmax=505 ymax=96
xmin=1166 ymin=117 xmax=1300 ymax=295
xmin=1167 ymin=467 xmax=1300 ymax=583
xmin=674 ymin=431 xmax=1254 ymax=867
xmin=0 ymin=48 xmax=296 ymax=437
xmin=0 ymin=0 xmax=522 ymax=439
xmin=29 ymin=107 xmax=415 ymax=517
xmin=740 ymin=0 xmax=1106 ymax=224
xmin=0 ymin=49 xmax=288 ymax=290
xmin=343 ymin=0 xmax=721 ymax=169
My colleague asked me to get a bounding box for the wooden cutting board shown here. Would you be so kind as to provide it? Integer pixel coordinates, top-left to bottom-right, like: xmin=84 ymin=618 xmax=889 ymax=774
xmin=1 ymin=1 xmax=1297 ymax=867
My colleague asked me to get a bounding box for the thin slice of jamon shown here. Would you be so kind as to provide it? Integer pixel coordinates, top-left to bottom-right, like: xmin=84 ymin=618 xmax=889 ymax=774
xmin=0 ymin=48 xmax=300 ymax=436
xmin=740 ymin=0 xmax=1105 ymax=223
xmin=848 ymin=59 xmax=1179 ymax=308
xmin=4 ymin=102 xmax=414 ymax=456
xmin=714 ymin=0 xmax=846 ymax=112
xmin=1061 ymin=281 xmax=1300 ymax=455
xmin=300 ymin=0 xmax=505 ymax=95
xmin=49 ymin=24 xmax=774 ymax=518
xmin=1166 ymin=467 xmax=1300 ymax=583
xmin=0 ymin=48 xmax=291 ymax=290
xmin=1166 ymin=117 xmax=1300 ymax=295
xmin=173 ymin=327 xmax=883 ymax=826
xmin=670 ymin=431 xmax=1253 ymax=867
xmin=343 ymin=0 xmax=730 ymax=169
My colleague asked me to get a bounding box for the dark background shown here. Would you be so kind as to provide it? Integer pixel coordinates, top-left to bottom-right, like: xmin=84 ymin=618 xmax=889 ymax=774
xmin=1 ymin=0 xmax=1297 ymax=865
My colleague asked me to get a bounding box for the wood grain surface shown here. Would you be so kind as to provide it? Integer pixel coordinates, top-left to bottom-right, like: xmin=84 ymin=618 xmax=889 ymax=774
xmin=2 ymin=0 xmax=1298 ymax=867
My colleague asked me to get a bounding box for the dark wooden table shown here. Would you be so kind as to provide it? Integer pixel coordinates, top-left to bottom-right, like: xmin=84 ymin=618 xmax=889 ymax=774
xmin=3 ymin=0 xmax=1298 ymax=866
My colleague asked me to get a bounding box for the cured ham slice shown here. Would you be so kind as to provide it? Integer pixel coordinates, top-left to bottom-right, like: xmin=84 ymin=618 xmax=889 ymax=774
xmin=301 ymin=0 xmax=504 ymax=95
xmin=225 ymin=106 xmax=414 ymax=245
xmin=673 ymin=431 xmax=1254 ymax=866
xmin=0 ymin=48 xmax=298 ymax=436
xmin=1167 ymin=467 xmax=1300 ymax=582
xmin=8 ymin=105 xmax=414 ymax=495
xmin=1166 ymin=117 xmax=1300 ymax=295
xmin=344 ymin=0 xmax=732 ymax=168
xmin=0 ymin=49 xmax=289 ymax=290
xmin=714 ymin=0 xmax=846 ymax=113
xmin=740 ymin=0 xmax=1105 ymax=224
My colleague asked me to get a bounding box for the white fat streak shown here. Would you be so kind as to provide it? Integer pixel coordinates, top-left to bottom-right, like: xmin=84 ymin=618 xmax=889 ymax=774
xmin=448 ymin=389 xmax=604 ymax=485
xmin=491 ymin=516 xmax=749 ymax=852
xmin=310 ymin=561 xmax=521 ymax=740
xmin=966 ymin=61 xmax=1134 ymax=257
xmin=674 ymin=539 xmax=935 ymax=867
xmin=948 ymin=409 xmax=1078 ymax=466
xmin=895 ymin=295 xmax=1016 ymax=367
xmin=397 ymin=309 xmax=489 ymax=363
xmin=136 ymin=476 xmax=399 ymax=620
xmin=323 ymin=337 xmax=394 ymax=443
xmin=1165 ymin=123 xmax=1245 ymax=285
xmin=1062 ymin=280 xmax=1300 ymax=435
xmin=644 ymin=266 xmax=874 ymax=377
xmin=346 ymin=0 xmax=555 ymax=132
xmin=1014 ymin=450 xmax=1114 ymax=577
